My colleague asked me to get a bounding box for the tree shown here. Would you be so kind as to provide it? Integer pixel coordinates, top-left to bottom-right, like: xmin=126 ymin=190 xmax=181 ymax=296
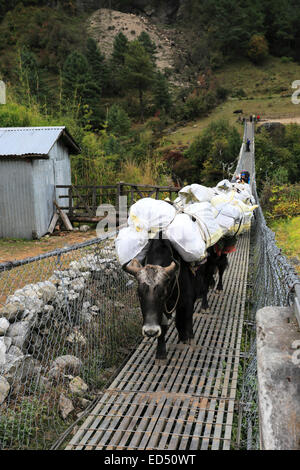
xmin=111 ymin=31 xmax=128 ymax=65
xmin=123 ymin=40 xmax=155 ymax=120
xmin=107 ymin=104 xmax=131 ymax=136
xmin=17 ymin=47 xmax=40 ymax=104
xmin=247 ymin=34 xmax=269 ymax=64
xmin=62 ymin=51 xmax=90 ymax=103
xmin=86 ymin=37 xmax=109 ymax=93
xmin=138 ymin=31 xmax=157 ymax=63
xmin=62 ymin=51 xmax=102 ymax=125
xmin=153 ymin=72 xmax=172 ymax=113
xmin=184 ymin=119 xmax=240 ymax=184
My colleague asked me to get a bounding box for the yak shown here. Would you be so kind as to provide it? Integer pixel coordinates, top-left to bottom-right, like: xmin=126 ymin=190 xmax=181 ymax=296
xmin=124 ymin=233 xmax=232 ymax=361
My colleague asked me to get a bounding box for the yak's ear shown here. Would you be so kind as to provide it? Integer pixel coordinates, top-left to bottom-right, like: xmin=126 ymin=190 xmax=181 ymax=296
xmin=164 ymin=261 xmax=178 ymax=278
xmin=123 ymin=258 xmax=142 ymax=277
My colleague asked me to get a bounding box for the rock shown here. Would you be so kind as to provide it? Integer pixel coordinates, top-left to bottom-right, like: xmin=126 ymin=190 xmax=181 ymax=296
xmin=69 ymin=376 xmax=88 ymax=396
xmin=257 ymin=306 xmax=300 ymax=450
xmin=1 ymin=336 xmax=12 ymax=351
xmin=0 ymin=339 xmax=6 ymax=365
xmin=47 ymin=366 xmax=62 ymax=381
xmin=79 ymin=225 xmax=90 ymax=232
xmin=50 ymin=355 xmax=82 ymax=376
xmin=66 ymin=328 xmax=87 ymax=345
xmin=3 ymin=355 xmax=41 ymax=385
xmin=78 ymin=398 xmax=92 ymax=408
xmin=8 ymin=345 xmax=23 ymax=357
xmin=0 ymin=376 xmax=10 ymax=405
xmin=0 ymin=317 xmax=10 ymax=336
xmin=0 ymin=302 xmax=24 ymax=322
xmin=7 ymin=321 xmax=31 ymax=350
xmin=69 ymin=277 xmax=85 ymax=293
xmin=35 ymin=282 xmax=57 ymax=303
xmin=59 ymin=393 xmax=74 ymax=419
xmin=36 ymin=375 xmax=52 ymax=391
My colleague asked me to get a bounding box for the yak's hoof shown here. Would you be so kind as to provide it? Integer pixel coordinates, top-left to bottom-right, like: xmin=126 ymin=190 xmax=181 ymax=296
xmin=201 ymin=307 xmax=210 ymax=313
xmin=187 ymin=338 xmax=195 ymax=346
xmin=155 ymin=358 xmax=167 ymax=366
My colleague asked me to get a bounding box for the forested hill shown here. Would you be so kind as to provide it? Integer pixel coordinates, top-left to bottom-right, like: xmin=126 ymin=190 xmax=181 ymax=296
xmin=1 ymin=0 xmax=300 ymax=190
xmin=1 ymin=0 xmax=300 ymax=63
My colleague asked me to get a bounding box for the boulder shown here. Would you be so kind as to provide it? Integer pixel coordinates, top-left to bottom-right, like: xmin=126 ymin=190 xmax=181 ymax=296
xmin=3 ymin=355 xmax=41 ymax=385
xmin=0 ymin=376 xmax=10 ymax=405
xmin=7 ymin=321 xmax=31 ymax=350
xmin=59 ymin=393 xmax=74 ymax=419
xmin=0 ymin=302 xmax=24 ymax=322
xmin=50 ymin=355 xmax=82 ymax=376
xmin=0 ymin=317 xmax=10 ymax=336
xmin=69 ymin=376 xmax=88 ymax=396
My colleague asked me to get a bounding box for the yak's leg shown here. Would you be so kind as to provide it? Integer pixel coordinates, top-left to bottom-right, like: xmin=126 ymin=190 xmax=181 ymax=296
xmin=216 ymin=254 xmax=228 ymax=291
xmin=176 ymin=301 xmax=194 ymax=344
xmin=155 ymin=324 xmax=168 ymax=360
xmin=201 ymin=285 xmax=209 ymax=311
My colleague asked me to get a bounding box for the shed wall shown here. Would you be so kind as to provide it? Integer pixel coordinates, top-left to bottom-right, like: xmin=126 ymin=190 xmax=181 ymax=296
xmin=0 ymin=159 xmax=35 ymax=239
xmin=0 ymin=140 xmax=72 ymax=240
xmin=32 ymin=141 xmax=71 ymax=238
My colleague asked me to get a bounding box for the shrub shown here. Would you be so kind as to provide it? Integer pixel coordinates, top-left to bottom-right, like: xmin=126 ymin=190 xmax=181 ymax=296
xmin=247 ymin=34 xmax=269 ymax=64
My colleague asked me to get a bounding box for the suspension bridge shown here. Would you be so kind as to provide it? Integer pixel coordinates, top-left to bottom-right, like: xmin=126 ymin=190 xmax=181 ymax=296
xmin=63 ymin=122 xmax=263 ymax=450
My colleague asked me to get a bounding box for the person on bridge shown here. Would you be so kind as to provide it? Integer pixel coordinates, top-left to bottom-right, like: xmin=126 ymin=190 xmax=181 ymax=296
xmin=246 ymin=138 xmax=251 ymax=152
xmin=240 ymin=170 xmax=250 ymax=184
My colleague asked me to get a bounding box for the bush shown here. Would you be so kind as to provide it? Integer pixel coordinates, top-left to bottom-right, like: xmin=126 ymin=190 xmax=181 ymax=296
xmin=247 ymin=34 xmax=269 ymax=64
xmin=107 ymin=104 xmax=131 ymax=137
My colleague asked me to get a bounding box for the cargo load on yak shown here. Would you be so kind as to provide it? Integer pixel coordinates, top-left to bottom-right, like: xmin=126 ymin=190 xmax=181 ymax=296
xmin=115 ymin=180 xmax=258 ymax=267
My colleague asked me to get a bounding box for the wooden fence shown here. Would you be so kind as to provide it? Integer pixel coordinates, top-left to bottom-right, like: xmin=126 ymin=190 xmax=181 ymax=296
xmin=56 ymin=182 xmax=181 ymax=223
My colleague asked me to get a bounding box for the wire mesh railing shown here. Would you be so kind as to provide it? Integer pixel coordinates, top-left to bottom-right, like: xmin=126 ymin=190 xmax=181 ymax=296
xmin=0 ymin=233 xmax=142 ymax=450
xmin=236 ymin=123 xmax=300 ymax=450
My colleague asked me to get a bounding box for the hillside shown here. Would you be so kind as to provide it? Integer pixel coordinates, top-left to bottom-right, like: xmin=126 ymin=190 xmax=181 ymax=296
xmin=88 ymin=8 xmax=186 ymax=86
xmin=1 ymin=1 xmax=300 ymax=193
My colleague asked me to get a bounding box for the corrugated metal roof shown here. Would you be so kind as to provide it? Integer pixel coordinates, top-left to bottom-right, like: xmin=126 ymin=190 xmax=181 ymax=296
xmin=0 ymin=126 xmax=80 ymax=158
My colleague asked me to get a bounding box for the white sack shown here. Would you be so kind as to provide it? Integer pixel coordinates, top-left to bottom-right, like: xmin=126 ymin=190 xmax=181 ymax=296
xmin=128 ymin=198 xmax=176 ymax=233
xmin=184 ymin=202 xmax=224 ymax=247
xmin=178 ymin=184 xmax=217 ymax=205
xmin=164 ymin=213 xmax=207 ymax=262
xmin=215 ymin=179 xmax=233 ymax=192
xmin=115 ymin=226 xmax=149 ymax=266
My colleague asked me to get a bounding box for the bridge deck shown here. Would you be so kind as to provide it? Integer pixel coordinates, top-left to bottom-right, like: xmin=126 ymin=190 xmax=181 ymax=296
xmin=66 ymin=231 xmax=250 ymax=451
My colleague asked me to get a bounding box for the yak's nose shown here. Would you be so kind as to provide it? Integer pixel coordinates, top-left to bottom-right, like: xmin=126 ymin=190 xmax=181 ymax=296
xmin=142 ymin=325 xmax=162 ymax=338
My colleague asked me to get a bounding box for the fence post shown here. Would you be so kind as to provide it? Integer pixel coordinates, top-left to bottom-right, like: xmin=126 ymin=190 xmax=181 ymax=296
xmin=116 ymin=182 xmax=124 ymax=227
xmin=69 ymin=186 xmax=73 ymax=220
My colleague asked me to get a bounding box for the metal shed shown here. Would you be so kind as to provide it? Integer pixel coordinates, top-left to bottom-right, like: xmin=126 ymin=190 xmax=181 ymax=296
xmin=0 ymin=126 xmax=80 ymax=240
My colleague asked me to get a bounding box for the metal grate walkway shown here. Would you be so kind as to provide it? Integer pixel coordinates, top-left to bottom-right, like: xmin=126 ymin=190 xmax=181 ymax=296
xmin=66 ymin=231 xmax=250 ymax=450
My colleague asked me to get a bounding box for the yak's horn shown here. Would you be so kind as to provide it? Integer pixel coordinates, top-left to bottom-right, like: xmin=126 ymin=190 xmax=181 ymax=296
xmin=124 ymin=258 xmax=142 ymax=276
xmin=164 ymin=261 xmax=177 ymax=277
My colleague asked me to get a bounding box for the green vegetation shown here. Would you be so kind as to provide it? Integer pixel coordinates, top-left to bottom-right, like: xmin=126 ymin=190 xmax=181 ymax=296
xmin=256 ymin=124 xmax=300 ymax=190
xmin=175 ymin=0 xmax=300 ymax=67
xmin=269 ymin=216 xmax=300 ymax=272
xmin=1 ymin=1 xmax=300 ymax=190
xmin=167 ymin=119 xmax=241 ymax=185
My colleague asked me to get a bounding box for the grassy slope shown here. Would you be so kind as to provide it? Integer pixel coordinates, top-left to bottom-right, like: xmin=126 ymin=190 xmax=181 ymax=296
xmin=270 ymin=217 xmax=300 ymax=273
xmin=160 ymin=57 xmax=300 ymax=148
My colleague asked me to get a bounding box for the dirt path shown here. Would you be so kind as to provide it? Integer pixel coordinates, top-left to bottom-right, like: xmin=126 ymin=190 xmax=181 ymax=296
xmin=0 ymin=231 xmax=99 ymax=263
xmin=264 ymin=117 xmax=300 ymax=124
